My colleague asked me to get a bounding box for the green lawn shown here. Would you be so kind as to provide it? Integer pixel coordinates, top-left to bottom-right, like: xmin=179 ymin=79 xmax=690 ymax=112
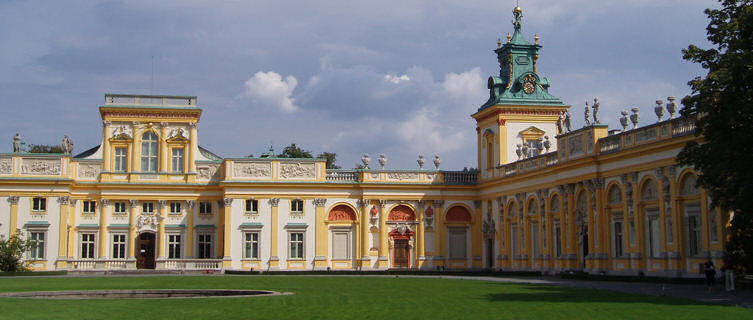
xmin=0 ymin=275 xmax=749 ymax=319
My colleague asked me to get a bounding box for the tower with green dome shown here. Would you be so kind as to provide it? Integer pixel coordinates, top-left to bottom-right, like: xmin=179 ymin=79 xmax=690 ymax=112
xmin=472 ymin=5 xmax=570 ymax=180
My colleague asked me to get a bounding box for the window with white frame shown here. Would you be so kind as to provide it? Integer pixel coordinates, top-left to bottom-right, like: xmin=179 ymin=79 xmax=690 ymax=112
xmin=647 ymin=209 xmax=661 ymax=258
xmin=29 ymin=231 xmax=45 ymax=259
xmin=169 ymin=202 xmax=181 ymax=215
xmin=172 ymin=148 xmax=184 ymax=173
xmin=612 ymin=217 xmax=624 ymax=258
xmin=198 ymin=233 xmax=212 ymax=259
xmin=168 ymin=234 xmax=182 ymax=259
xmin=142 ymin=202 xmax=154 ymax=214
xmin=141 ymin=131 xmax=159 ymax=173
xmin=32 ymin=197 xmax=46 ymax=212
xmin=291 ymin=199 xmax=304 ymax=214
xmin=114 ymin=147 xmax=128 ymax=172
xmin=289 ymin=232 xmax=304 ymax=259
xmin=199 ymin=201 xmax=212 ymax=215
xmin=525 ymin=139 xmax=542 ymax=158
xmin=332 ymin=230 xmax=350 ymax=260
xmin=83 ymin=200 xmax=97 ymax=214
xmin=114 ymin=201 xmax=127 ymax=215
xmin=112 ymin=234 xmax=126 ymax=259
xmin=245 ymin=199 xmax=259 ymax=214
xmin=81 ymin=233 xmax=96 ymax=259
xmin=243 ymin=232 xmax=259 ymax=259
xmin=449 ymin=228 xmax=467 ymax=260
xmin=686 ymin=203 xmax=702 ymax=257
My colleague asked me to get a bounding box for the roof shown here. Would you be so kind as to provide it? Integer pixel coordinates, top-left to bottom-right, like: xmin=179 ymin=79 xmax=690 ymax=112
xmin=74 ymin=145 xmax=100 ymax=159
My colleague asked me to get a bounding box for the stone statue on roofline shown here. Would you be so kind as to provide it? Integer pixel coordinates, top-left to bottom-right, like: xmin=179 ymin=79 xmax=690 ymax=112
xmin=584 ymin=101 xmax=592 ymax=126
xmin=13 ymin=133 xmax=20 ymax=153
xmin=564 ymin=111 xmax=572 ymax=132
xmin=556 ymin=112 xmax=564 ymax=135
xmin=592 ymin=98 xmax=600 ymax=124
xmin=61 ymin=135 xmax=73 ymax=154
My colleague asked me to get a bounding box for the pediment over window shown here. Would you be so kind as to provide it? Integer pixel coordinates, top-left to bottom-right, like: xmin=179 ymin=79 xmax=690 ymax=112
xmin=166 ymin=128 xmax=189 ymax=143
xmin=519 ymin=126 xmax=545 ymax=139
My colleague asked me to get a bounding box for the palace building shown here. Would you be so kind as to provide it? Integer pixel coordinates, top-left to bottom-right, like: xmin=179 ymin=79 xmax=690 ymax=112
xmin=0 ymin=6 xmax=723 ymax=277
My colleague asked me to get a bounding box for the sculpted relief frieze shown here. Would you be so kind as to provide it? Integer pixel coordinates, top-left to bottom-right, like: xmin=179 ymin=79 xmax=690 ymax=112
xmin=386 ymin=172 xmax=420 ymax=181
xmin=78 ymin=163 xmax=101 ymax=179
xmin=234 ymin=162 xmax=272 ymax=179
xmin=197 ymin=164 xmax=220 ymax=180
xmin=0 ymin=158 xmax=11 ymax=174
xmin=21 ymin=159 xmax=61 ymax=175
xmin=279 ymin=162 xmax=316 ymax=179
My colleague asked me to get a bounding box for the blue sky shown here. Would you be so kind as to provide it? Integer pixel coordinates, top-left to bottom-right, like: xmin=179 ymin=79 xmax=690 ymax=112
xmin=0 ymin=0 xmax=714 ymax=169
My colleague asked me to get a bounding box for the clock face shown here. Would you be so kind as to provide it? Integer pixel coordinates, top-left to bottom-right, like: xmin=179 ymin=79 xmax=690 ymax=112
xmin=523 ymin=81 xmax=535 ymax=94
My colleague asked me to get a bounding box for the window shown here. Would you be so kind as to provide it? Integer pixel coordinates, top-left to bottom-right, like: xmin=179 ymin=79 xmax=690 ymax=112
xmin=245 ymin=199 xmax=259 ymax=214
xmin=449 ymin=229 xmax=467 ymax=260
xmin=291 ymin=199 xmax=303 ymax=214
xmin=83 ymin=200 xmax=97 ymax=214
xmin=198 ymin=233 xmax=212 ymax=259
xmin=141 ymin=131 xmax=158 ymax=173
xmin=613 ymin=220 xmax=624 ymax=257
xmin=511 ymin=224 xmax=518 ymax=257
xmin=168 ymin=234 xmax=181 ymax=259
xmin=114 ymin=147 xmax=127 ymax=172
xmin=647 ymin=212 xmax=661 ymax=258
xmin=554 ymin=222 xmax=562 ymax=258
xmin=244 ymin=232 xmax=259 ymax=259
xmin=142 ymin=202 xmax=154 ymax=214
xmin=81 ymin=233 xmax=96 ymax=259
xmin=289 ymin=232 xmax=304 ymax=259
xmin=114 ymin=201 xmax=127 ymax=215
xmin=486 ymin=141 xmax=494 ymax=170
xmin=112 ymin=234 xmax=126 ymax=259
xmin=32 ymin=197 xmax=46 ymax=212
xmin=686 ymin=204 xmax=702 ymax=257
xmin=199 ymin=201 xmax=212 ymax=215
xmin=332 ymin=231 xmax=350 ymax=260
xmin=172 ymin=148 xmax=184 ymax=173
xmin=29 ymin=232 xmax=45 ymax=259
xmin=170 ymin=202 xmax=181 ymax=215
xmin=531 ymin=222 xmax=539 ymax=258
xmin=525 ymin=139 xmax=542 ymax=158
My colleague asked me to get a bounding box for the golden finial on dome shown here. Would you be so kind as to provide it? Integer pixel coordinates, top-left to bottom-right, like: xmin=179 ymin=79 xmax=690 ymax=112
xmin=513 ymin=6 xmax=522 ymax=15
xmin=535 ymin=34 xmax=539 ymax=45
xmin=506 ymin=33 xmax=511 ymax=42
xmin=497 ymin=38 xmax=502 ymax=48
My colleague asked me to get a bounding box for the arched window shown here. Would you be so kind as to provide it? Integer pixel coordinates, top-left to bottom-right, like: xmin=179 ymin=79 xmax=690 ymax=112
xmin=549 ymin=195 xmax=560 ymax=213
xmin=141 ymin=131 xmax=159 ymax=173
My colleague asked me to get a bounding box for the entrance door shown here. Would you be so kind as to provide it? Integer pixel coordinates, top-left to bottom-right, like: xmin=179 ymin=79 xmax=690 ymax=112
xmin=393 ymin=239 xmax=410 ymax=268
xmin=137 ymin=233 xmax=156 ymax=269
xmin=486 ymin=238 xmax=494 ymax=268
xmin=580 ymin=226 xmax=588 ymax=269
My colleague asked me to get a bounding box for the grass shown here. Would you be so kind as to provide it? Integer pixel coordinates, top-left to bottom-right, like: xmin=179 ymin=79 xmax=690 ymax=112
xmin=0 ymin=275 xmax=749 ymax=319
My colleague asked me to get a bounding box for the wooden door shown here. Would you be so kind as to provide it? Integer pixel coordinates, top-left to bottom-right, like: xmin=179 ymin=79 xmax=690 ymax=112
xmin=393 ymin=239 xmax=410 ymax=268
xmin=137 ymin=233 xmax=156 ymax=269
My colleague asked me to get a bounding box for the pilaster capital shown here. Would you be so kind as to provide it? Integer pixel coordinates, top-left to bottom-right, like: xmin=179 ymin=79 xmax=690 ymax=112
xmin=8 ymin=196 xmax=19 ymax=205
xmin=129 ymin=200 xmax=139 ymax=207
xmin=268 ymin=198 xmax=280 ymax=207
xmin=157 ymin=200 xmax=167 ymax=208
xmin=473 ymin=200 xmax=482 ymax=210
xmin=159 ymin=122 xmax=169 ymax=128
xmin=313 ymin=198 xmax=327 ymax=207
xmin=100 ymin=199 xmax=110 ymax=206
xmin=186 ymin=200 xmax=196 ymax=209
xmin=57 ymin=196 xmax=70 ymax=205
xmin=223 ymin=198 xmax=233 ymax=207
xmin=103 ymin=120 xmax=112 ymax=126
xmin=432 ymin=200 xmax=444 ymax=208
xmin=417 ymin=200 xmax=426 ymax=209
xmin=188 ymin=122 xmax=197 ymax=129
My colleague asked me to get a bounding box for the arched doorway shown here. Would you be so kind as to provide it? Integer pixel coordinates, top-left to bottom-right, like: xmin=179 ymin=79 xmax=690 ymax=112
xmin=137 ymin=232 xmax=156 ymax=269
xmin=328 ymin=204 xmax=357 ymax=269
xmin=388 ymin=205 xmax=416 ymax=269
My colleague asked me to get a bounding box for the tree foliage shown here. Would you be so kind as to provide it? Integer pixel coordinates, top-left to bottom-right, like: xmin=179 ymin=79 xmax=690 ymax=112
xmin=678 ymin=0 xmax=753 ymax=271
xmin=316 ymin=152 xmax=341 ymax=169
xmin=276 ymin=143 xmax=313 ymax=158
xmin=27 ymin=144 xmax=64 ymax=154
xmin=0 ymin=231 xmax=36 ymax=272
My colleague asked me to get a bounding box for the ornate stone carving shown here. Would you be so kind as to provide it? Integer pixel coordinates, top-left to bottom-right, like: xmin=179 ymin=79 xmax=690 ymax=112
xmin=386 ymin=172 xmax=419 ymax=181
xmin=378 ymin=153 xmax=387 ymax=169
xmin=13 ymin=133 xmax=21 ymax=153
xmin=361 ymin=153 xmax=371 ymax=169
xmin=313 ymin=198 xmax=326 ymax=207
xmin=197 ymin=164 xmax=220 ymax=180
xmin=8 ymin=196 xmax=19 ymax=205
xmin=0 ymin=157 xmax=12 ymax=174
xmin=388 ymin=205 xmax=416 ymax=221
xmin=61 ymin=135 xmax=74 ymax=154
xmin=223 ymin=198 xmax=233 ymax=207
xmin=100 ymin=199 xmax=110 ymax=207
xmin=21 ymin=159 xmax=61 ymax=175
xmin=111 ymin=125 xmax=132 ymax=139
xmin=186 ymin=200 xmax=196 ymax=209
xmin=279 ymin=162 xmax=316 ymax=179
xmin=233 ymin=162 xmax=272 ymax=179
xmin=268 ymin=198 xmax=280 ymax=207
xmin=328 ymin=204 xmax=356 ymax=221
xmin=57 ymin=196 xmax=70 ymax=205
xmin=136 ymin=214 xmax=162 ymax=233
xmin=433 ymin=154 xmax=441 ymax=170
xmin=157 ymin=200 xmax=167 ymax=209
xmin=78 ymin=163 xmax=101 ymax=179
xmin=129 ymin=200 xmax=138 ymax=207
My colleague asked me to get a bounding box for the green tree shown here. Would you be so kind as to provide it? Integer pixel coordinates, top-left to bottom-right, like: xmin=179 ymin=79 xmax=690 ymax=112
xmin=27 ymin=144 xmax=64 ymax=153
xmin=678 ymin=0 xmax=753 ymax=271
xmin=0 ymin=231 xmax=36 ymax=272
xmin=276 ymin=143 xmax=313 ymax=158
xmin=316 ymin=152 xmax=341 ymax=169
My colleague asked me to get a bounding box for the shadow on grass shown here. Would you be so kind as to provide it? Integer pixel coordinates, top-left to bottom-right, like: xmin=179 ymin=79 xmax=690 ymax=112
xmin=485 ymin=283 xmax=706 ymax=307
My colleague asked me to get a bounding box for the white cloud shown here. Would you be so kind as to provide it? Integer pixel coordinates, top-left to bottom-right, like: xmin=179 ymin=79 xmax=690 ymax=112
xmin=384 ymin=74 xmax=410 ymax=84
xmin=442 ymin=67 xmax=485 ymax=102
xmin=241 ymin=71 xmax=299 ymax=114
